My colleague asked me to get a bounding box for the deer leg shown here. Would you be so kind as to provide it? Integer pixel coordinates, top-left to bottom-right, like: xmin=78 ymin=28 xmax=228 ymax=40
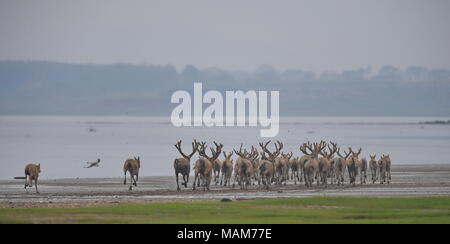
xmin=24 ymin=175 xmax=28 ymax=189
xmin=176 ymin=172 xmax=180 ymax=191
xmin=123 ymin=172 xmax=127 ymax=185
xmin=35 ymin=179 xmax=39 ymax=194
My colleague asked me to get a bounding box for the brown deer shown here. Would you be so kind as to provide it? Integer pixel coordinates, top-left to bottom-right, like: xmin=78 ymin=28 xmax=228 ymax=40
xmin=194 ymin=142 xmax=223 ymax=191
xmin=304 ymin=141 xmax=326 ymax=187
xmin=220 ymin=151 xmax=234 ymax=187
xmin=347 ymin=147 xmax=361 ymax=186
xmin=275 ymin=150 xmax=291 ymax=185
xmin=174 ymin=140 xmax=198 ymax=191
xmin=349 ymin=147 xmax=367 ymax=184
xmin=290 ymin=156 xmax=301 ymax=184
xmin=318 ymin=142 xmax=338 ymax=186
xmin=123 ymin=157 xmax=141 ymax=191
xmin=213 ymin=158 xmax=223 ymax=186
xmin=298 ymin=142 xmax=313 ymax=183
xmin=260 ymin=141 xmax=283 ymax=184
xmin=258 ymin=151 xmax=274 ymax=189
xmin=24 ymin=163 xmax=41 ymax=194
xmin=379 ymin=154 xmax=392 ymax=184
xmin=336 ymin=148 xmax=351 ymax=186
xmin=369 ymin=155 xmax=378 ymax=184
xmin=233 ymin=145 xmax=256 ymax=190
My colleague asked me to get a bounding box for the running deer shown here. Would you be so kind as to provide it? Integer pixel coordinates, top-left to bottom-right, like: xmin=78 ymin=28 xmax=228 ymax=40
xmin=298 ymin=142 xmax=313 ymax=183
xmin=369 ymin=155 xmax=378 ymax=184
xmin=379 ymin=154 xmax=392 ymax=184
xmin=194 ymin=142 xmax=223 ymax=191
xmin=347 ymin=147 xmax=361 ymax=186
xmin=174 ymin=140 xmax=198 ymax=191
xmin=24 ymin=163 xmax=41 ymax=194
xmin=260 ymin=141 xmax=283 ymax=184
xmin=319 ymin=142 xmax=338 ymax=186
xmin=259 ymin=141 xmax=283 ymax=189
xmin=212 ymin=158 xmax=223 ymax=186
xmin=123 ymin=157 xmax=141 ymax=191
xmin=304 ymin=141 xmax=326 ymax=187
xmin=233 ymin=145 xmax=256 ymax=190
xmin=220 ymin=151 xmax=234 ymax=187
xmin=336 ymin=148 xmax=351 ymax=186
xmin=258 ymin=157 xmax=274 ymax=189
xmin=349 ymin=147 xmax=367 ymax=184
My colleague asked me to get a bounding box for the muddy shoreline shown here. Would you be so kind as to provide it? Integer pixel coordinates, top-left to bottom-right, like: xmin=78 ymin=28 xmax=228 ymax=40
xmin=1 ymin=164 xmax=450 ymax=208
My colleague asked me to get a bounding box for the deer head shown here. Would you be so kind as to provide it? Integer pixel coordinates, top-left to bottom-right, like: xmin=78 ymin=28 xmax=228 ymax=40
xmin=259 ymin=140 xmax=283 ymax=161
xmin=306 ymin=141 xmax=326 ymax=159
xmin=336 ymin=148 xmax=351 ymax=159
xmin=223 ymin=151 xmax=233 ymax=160
xmin=198 ymin=141 xmax=223 ymax=163
xmin=349 ymin=147 xmax=362 ymax=158
xmin=175 ymin=140 xmax=198 ymax=160
xmin=134 ymin=156 xmax=141 ymax=168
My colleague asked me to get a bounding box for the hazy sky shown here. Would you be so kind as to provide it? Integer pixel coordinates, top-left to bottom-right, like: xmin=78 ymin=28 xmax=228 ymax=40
xmin=1 ymin=0 xmax=449 ymax=72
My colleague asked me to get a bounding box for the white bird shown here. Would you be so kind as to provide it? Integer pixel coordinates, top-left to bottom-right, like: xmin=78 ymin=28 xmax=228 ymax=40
xmin=84 ymin=159 xmax=101 ymax=168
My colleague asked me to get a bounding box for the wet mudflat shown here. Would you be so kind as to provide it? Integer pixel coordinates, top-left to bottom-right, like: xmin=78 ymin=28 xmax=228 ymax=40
xmin=1 ymin=164 xmax=450 ymax=208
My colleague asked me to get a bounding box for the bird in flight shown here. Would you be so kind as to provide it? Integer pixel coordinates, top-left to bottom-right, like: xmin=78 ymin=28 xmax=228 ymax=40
xmin=84 ymin=159 xmax=101 ymax=168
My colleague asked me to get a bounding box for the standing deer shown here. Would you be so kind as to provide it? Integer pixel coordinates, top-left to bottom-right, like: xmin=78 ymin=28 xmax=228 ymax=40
xmin=174 ymin=140 xmax=198 ymax=191
xmin=194 ymin=142 xmax=223 ymax=191
xmin=123 ymin=157 xmax=141 ymax=191
xmin=336 ymin=148 xmax=351 ymax=186
xmin=369 ymin=155 xmax=378 ymax=184
xmin=24 ymin=163 xmax=41 ymax=194
xmin=220 ymin=151 xmax=234 ymax=187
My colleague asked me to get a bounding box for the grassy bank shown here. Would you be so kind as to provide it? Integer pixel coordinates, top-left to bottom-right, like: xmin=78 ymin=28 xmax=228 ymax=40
xmin=1 ymin=197 xmax=450 ymax=224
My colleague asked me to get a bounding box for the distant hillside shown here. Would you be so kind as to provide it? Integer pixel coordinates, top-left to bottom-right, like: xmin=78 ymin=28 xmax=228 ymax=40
xmin=1 ymin=61 xmax=449 ymax=116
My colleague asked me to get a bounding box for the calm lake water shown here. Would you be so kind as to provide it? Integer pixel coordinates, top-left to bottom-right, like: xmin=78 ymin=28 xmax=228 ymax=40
xmin=0 ymin=116 xmax=449 ymax=179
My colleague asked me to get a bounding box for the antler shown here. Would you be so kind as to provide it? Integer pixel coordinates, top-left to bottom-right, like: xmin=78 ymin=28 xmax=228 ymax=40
xmin=175 ymin=140 xmax=198 ymax=159
xmin=234 ymin=143 xmax=246 ymax=158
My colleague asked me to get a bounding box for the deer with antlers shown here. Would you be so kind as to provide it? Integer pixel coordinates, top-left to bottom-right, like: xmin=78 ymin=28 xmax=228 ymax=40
xmin=194 ymin=141 xmax=223 ymax=191
xmin=369 ymin=155 xmax=378 ymax=184
xmin=174 ymin=140 xmax=198 ymax=191
xmin=346 ymin=147 xmax=362 ymax=186
xmin=233 ymin=144 xmax=257 ymax=190
xmin=349 ymin=147 xmax=367 ymax=184
xmin=275 ymin=150 xmax=291 ymax=186
xmin=220 ymin=151 xmax=234 ymax=187
xmin=336 ymin=148 xmax=351 ymax=186
xmin=303 ymin=141 xmax=327 ymax=187
xmin=123 ymin=157 xmax=141 ymax=191
xmin=319 ymin=142 xmax=338 ymax=186
xmin=258 ymin=141 xmax=282 ymax=189
xmin=298 ymin=142 xmax=314 ymax=184
xmin=260 ymin=141 xmax=283 ymax=183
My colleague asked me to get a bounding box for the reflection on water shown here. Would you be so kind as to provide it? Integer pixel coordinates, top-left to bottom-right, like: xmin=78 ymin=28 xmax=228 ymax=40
xmin=0 ymin=116 xmax=449 ymax=179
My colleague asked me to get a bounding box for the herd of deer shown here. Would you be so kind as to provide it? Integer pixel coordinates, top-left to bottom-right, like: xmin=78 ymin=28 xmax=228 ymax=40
xmin=19 ymin=140 xmax=391 ymax=194
xmin=174 ymin=140 xmax=392 ymax=191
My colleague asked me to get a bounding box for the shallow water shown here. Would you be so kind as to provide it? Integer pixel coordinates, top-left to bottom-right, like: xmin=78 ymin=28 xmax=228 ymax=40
xmin=1 ymin=116 xmax=450 ymax=179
